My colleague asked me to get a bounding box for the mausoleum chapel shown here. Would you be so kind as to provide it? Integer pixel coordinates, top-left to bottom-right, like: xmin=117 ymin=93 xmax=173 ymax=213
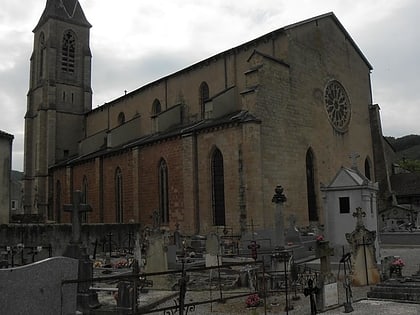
xmin=23 ymin=0 xmax=388 ymax=235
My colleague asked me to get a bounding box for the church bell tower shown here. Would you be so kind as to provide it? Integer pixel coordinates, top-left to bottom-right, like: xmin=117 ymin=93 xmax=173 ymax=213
xmin=23 ymin=0 xmax=92 ymax=219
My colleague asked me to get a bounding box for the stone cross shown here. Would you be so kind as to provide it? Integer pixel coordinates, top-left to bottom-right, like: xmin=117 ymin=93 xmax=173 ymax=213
xmin=349 ymin=152 xmax=360 ymax=169
xmin=352 ymin=207 xmax=366 ymax=228
xmin=64 ymin=191 xmax=92 ymax=244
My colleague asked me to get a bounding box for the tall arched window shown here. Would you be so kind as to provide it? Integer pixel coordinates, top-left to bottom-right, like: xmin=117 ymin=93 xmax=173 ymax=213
xmin=306 ymin=148 xmax=318 ymax=221
xmin=159 ymin=159 xmax=169 ymax=224
xmin=211 ymin=148 xmax=225 ymax=226
xmin=82 ymin=176 xmax=88 ymax=223
xmin=61 ymin=30 xmax=75 ymax=73
xmin=115 ymin=168 xmax=123 ymax=223
xmin=199 ymin=82 xmax=209 ymax=119
xmin=55 ymin=180 xmax=61 ymax=223
xmin=364 ymin=157 xmax=372 ymax=180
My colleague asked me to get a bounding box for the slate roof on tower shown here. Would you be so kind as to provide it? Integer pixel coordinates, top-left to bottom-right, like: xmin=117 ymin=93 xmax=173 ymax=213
xmin=34 ymin=0 xmax=91 ymax=32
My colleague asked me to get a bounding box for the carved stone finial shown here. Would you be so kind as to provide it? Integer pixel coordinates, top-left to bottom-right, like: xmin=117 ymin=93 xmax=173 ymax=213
xmin=353 ymin=207 xmax=366 ymax=228
xmin=272 ymin=185 xmax=287 ymax=204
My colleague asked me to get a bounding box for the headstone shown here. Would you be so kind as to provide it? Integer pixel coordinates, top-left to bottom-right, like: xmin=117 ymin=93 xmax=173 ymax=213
xmin=272 ymin=185 xmax=287 ymax=249
xmin=133 ymin=232 xmax=142 ymax=268
xmin=0 ymin=257 xmax=78 ymax=315
xmin=315 ymin=240 xmax=339 ymax=311
xmin=144 ymin=232 xmax=168 ymax=288
xmin=205 ymin=232 xmax=221 ymax=267
xmin=173 ymin=224 xmax=182 ymax=251
xmin=285 ymin=214 xmax=302 ymax=246
xmin=346 ymin=207 xmax=380 ymax=286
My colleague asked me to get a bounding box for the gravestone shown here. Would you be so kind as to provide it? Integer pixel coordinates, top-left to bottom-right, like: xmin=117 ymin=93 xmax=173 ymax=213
xmin=205 ymin=232 xmax=221 ymax=267
xmin=144 ymin=231 xmax=168 ymax=288
xmin=315 ymin=240 xmax=338 ymax=311
xmin=285 ymin=214 xmax=302 ymax=246
xmin=62 ymin=190 xmax=100 ymax=311
xmin=346 ymin=207 xmax=380 ymax=286
xmin=272 ymin=185 xmax=287 ymax=249
xmin=0 ymin=256 xmax=78 ymax=315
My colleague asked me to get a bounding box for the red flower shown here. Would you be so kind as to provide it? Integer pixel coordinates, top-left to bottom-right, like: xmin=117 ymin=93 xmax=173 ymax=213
xmin=246 ymin=293 xmax=261 ymax=307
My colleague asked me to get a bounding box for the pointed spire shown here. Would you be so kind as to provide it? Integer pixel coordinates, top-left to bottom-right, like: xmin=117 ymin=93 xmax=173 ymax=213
xmin=33 ymin=0 xmax=91 ymax=32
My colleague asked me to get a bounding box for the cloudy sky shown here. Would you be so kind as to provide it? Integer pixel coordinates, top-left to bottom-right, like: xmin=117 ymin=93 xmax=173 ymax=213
xmin=0 ymin=0 xmax=419 ymax=170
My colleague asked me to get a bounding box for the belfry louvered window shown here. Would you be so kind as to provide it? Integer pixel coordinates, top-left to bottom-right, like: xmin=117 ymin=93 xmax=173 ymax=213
xmin=61 ymin=31 xmax=75 ymax=73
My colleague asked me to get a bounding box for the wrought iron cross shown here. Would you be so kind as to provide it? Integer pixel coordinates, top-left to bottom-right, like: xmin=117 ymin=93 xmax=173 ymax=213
xmin=64 ymin=190 xmax=92 ymax=244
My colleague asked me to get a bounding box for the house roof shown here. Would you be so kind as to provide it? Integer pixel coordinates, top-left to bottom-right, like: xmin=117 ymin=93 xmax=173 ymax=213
xmin=0 ymin=130 xmax=14 ymax=140
xmin=391 ymin=173 xmax=420 ymax=197
xmin=34 ymin=0 xmax=91 ymax=32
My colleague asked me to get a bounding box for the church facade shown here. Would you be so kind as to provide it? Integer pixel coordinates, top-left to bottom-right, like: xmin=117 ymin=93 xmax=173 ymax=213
xmin=24 ymin=0 xmax=384 ymax=235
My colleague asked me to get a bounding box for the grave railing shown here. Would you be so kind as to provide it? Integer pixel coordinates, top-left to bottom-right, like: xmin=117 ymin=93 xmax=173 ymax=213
xmin=62 ymin=260 xmax=267 ymax=314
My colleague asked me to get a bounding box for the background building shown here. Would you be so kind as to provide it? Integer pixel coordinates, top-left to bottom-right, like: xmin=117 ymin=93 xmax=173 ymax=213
xmin=0 ymin=130 xmax=13 ymax=224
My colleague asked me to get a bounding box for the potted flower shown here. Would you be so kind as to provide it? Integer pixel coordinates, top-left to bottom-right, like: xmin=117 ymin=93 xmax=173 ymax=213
xmin=390 ymin=257 xmax=405 ymax=277
xmin=245 ymin=293 xmax=261 ymax=308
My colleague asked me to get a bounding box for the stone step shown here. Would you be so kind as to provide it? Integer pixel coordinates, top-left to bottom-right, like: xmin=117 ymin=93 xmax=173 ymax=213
xmin=367 ymin=279 xmax=420 ymax=302
xmin=367 ymin=290 xmax=420 ymax=302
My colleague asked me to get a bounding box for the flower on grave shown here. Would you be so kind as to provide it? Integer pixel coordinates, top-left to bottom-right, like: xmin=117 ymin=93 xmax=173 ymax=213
xmin=114 ymin=259 xmax=129 ymax=269
xmin=316 ymin=235 xmax=324 ymax=242
xmin=245 ymin=293 xmax=261 ymax=307
xmin=391 ymin=258 xmax=405 ymax=267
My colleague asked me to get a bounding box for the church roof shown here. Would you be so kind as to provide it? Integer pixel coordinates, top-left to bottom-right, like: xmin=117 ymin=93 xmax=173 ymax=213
xmin=34 ymin=0 xmax=91 ymax=32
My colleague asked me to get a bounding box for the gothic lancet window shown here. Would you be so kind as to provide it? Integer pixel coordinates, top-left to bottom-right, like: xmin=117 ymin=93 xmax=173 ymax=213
xmin=159 ymin=159 xmax=169 ymax=224
xmin=82 ymin=176 xmax=88 ymax=223
xmin=211 ymin=148 xmax=226 ymax=226
xmin=364 ymin=157 xmax=372 ymax=180
xmin=39 ymin=33 xmax=46 ymax=78
xmin=115 ymin=168 xmax=123 ymax=223
xmin=199 ymin=82 xmax=209 ymax=119
xmin=61 ymin=30 xmax=76 ymax=73
xmin=306 ymin=148 xmax=318 ymax=221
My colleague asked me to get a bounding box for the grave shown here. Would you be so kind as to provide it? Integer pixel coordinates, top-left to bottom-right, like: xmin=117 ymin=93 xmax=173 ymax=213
xmin=315 ymin=239 xmax=339 ymax=311
xmin=346 ymin=207 xmax=380 ymax=286
xmin=205 ymin=232 xmax=221 ymax=267
xmin=144 ymin=213 xmax=169 ymax=288
xmin=272 ymin=185 xmax=287 ymax=249
xmin=0 ymin=256 xmax=78 ymax=315
xmin=321 ymin=164 xmax=379 ymax=259
xmin=62 ymin=190 xmax=100 ymax=311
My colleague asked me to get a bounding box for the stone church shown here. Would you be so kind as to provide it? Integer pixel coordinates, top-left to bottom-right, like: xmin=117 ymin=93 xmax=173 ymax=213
xmin=23 ymin=0 xmax=387 ymax=235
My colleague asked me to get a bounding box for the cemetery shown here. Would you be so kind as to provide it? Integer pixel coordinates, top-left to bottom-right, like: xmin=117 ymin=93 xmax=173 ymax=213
xmin=1 ymin=182 xmax=420 ymax=314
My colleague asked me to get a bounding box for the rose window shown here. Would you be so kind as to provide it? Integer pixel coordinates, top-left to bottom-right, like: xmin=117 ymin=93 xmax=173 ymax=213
xmin=324 ymin=80 xmax=351 ymax=133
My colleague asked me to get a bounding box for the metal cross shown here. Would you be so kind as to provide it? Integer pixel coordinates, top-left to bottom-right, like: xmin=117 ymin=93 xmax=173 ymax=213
xmin=64 ymin=190 xmax=92 ymax=244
